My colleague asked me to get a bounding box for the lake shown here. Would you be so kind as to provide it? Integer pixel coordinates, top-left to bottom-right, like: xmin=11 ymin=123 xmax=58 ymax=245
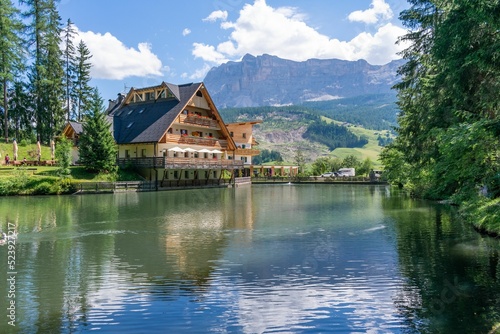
xmin=0 ymin=184 xmax=499 ymax=333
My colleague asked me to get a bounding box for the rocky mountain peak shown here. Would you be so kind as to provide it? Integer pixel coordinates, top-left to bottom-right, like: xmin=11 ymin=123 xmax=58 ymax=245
xmin=204 ymin=54 xmax=403 ymax=108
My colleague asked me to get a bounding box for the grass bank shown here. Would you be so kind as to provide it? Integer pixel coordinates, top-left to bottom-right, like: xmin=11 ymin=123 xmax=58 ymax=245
xmin=460 ymin=197 xmax=500 ymax=237
xmin=0 ymin=165 xmax=142 ymax=196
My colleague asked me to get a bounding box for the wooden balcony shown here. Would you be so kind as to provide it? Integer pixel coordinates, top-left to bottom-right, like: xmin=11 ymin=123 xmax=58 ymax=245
xmin=165 ymin=134 xmax=228 ymax=147
xmin=235 ymin=148 xmax=260 ymax=156
xmin=179 ymin=114 xmax=220 ymax=129
xmin=117 ymin=157 xmax=244 ymax=169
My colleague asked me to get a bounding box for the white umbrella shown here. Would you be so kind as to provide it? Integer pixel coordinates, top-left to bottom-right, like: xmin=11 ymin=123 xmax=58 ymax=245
xmin=13 ymin=140 xmax=18 ymax=161
xmin=168 ymin=147 xmax=186 ymax=153
xmin=50 ymin=140 xmax=55 ymax=159
xmin=37 ymin=141 xmax=41 ymax=160
xmin=211 ymin=149 xmax=223 ymax=154
xmin=197 ymin=148 xmax=212 ymax=153
xmin=183 ymin=148 xmax=197 ymax=152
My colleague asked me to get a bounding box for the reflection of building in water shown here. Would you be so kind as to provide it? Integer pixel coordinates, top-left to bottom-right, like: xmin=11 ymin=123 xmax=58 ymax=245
xmin=164 ymin=186 xmax=256 ymax=275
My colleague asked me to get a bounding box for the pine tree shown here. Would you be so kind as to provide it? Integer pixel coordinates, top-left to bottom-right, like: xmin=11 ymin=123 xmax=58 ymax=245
xmin=78 ymin=88 xmax=117 ymax=174
xmin=0 ymin=0 xmax=25 ymax=142
xmin=73 ymin=40 xmax=93 ymax=121
xmin=22 ymin=0 xmax=65 ymax=143
xmin=62 ymin=18 xmax=77 ymax=121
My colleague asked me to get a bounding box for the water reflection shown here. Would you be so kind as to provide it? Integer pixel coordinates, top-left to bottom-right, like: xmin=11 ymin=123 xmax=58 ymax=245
xmin=0 ymin=185 xmax=498 ymax=333
xmin=382 ymin=189 xmax=500 ymax=333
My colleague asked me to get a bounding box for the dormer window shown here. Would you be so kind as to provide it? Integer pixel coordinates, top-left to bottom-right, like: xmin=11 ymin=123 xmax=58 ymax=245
xmin=196 ymin=91 xmax=203 ymax=97
xmin=127 ymin=109 xmax=134 ymax=115
xmin=127 ymin=122 xmax=134 ymax=128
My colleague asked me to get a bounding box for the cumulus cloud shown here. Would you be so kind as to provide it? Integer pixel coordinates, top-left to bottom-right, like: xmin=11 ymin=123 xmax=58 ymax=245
xmin=73 ymin=27 xmax=163 ymax=80
xmin=203 ymin=10 xmax=228 ymax=22
xmin=348 ymin=0 xmax=393 ymax=24
xmin=193 ymin=0 xmax=406 ymax=68
xmin=182 ymin=28 xmax=191 ymax=36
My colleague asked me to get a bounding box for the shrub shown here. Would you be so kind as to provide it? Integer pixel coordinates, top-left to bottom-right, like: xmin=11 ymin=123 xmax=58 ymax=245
xmin=33 ymin=181 xmax=53 ymax=195
xmin=53 ymin=178 xmax=77 ymax=194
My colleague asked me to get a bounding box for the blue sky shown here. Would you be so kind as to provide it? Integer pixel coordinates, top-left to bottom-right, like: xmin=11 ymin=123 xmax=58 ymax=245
xmin=57 ymin=0 xmax=410 ymax=100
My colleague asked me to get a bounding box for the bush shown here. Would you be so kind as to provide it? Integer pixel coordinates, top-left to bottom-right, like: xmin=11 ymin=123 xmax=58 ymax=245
xmin=53 ymin=178 xmax=77 ymax=194
xmin=33 ymin=181 xmax=53 ymax=195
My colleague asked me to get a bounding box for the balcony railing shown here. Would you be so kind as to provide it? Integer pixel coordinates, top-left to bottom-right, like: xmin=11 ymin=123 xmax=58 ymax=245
xmin=234 ymin=148 xmax=260 ymax=156
xmin=117 ymin=157 xmax=244 ymax=169
xmin=180 ymin=114 xmax=220 ymax=129
xmin=165 ymin=134 xmax=228 ymax=147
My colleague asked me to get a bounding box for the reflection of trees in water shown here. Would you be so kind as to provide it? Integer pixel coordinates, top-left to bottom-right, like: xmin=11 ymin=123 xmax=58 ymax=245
xmin=382 ymin=193 xmax=500 ymax=333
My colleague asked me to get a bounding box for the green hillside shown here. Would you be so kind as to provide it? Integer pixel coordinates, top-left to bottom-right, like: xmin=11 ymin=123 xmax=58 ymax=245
xmin=219 ymin=99 xmax=395 ymax=166
xmin=301 ymin=93 xmax=399 ymax=130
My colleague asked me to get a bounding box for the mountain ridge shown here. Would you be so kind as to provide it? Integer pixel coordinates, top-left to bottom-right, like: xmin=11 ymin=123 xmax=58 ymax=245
xmin=204 ymin=53 xmax=403 ymax=108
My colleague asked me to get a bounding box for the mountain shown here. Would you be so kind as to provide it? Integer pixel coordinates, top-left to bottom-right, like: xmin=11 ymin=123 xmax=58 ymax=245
xmin=204 ymin=54 xmax=404 ymax=108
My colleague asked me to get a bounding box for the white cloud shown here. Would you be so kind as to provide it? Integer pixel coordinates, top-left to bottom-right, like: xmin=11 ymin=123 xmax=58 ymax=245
xmin=188 ymin=63 xmax=213 ymax=80
xmin=203 ymin=10 xmax=228 ymax=22
xmin=348 ymin=0 xmax=393 ymax=24
xmin=182 ymin=28 xmax=191 ymax=36
xmin=74 ymin=27 xmax=163 ymax=80
xmin=192 ymin=43 xmax=228 ymax=64
xmin=192 ymin=0 xmax=406 ymax=67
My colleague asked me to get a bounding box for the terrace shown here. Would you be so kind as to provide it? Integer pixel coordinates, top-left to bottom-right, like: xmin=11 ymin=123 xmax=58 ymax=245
xmin=117 ymin=156 xmax=244 ymax=169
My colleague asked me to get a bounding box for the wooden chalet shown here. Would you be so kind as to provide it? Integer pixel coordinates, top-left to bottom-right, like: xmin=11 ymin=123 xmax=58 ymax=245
xmin=61 ymin=121 xmax=83 ymax=164
xmin=110 ymin=81 xmax=255 ymax=186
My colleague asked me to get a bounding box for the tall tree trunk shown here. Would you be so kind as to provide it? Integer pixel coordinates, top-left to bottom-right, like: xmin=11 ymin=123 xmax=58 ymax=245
xmin=3 ymin=78 xmax=7 ymax=143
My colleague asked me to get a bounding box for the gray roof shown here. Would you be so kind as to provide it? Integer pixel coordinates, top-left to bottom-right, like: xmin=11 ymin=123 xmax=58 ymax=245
xmin=69 ymin=121 xmax=83 ymax=134
xmin=113 ymin=82 xmax=202 ymax=144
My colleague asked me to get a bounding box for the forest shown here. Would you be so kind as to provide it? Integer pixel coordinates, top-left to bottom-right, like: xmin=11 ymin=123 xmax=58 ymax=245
xmin=0 ymin=0 xmax=96 ymax=145
xmin=381 ymin=0 xmax=499 ymax=234
xmin=303 ymin=122 xmax=368 ymax=150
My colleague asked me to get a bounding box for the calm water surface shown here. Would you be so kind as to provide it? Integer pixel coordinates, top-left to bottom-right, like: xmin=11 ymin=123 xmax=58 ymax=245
xmin=0 ymin=185 xmax=499 ymax=333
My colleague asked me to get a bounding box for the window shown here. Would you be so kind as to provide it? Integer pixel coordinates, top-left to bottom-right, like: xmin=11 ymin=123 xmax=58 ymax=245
xmin=196 ymin=91 xmax=203 ymax=97
xmin=230 ymin=132 xmax=234 ymax=137
xmin=167 ymin=128 xmax=173 ymax=134
xmin=184 ymin=171 xmax=189 ymax=179
xmin=138 ymin=108 xmax=144 ymax=114
xmin=141 ymin=149 xmax=146 ymax=157
xmin=125 ymin=150 xmax=130 ymax=158
xmin=174 ymin=171 xmax=179 ymax=179
xmin=127 ymin=122 xmax=134 ymax=128
xmin=127 ymin=109 xmax=134 ymax=115
xmin=213 ymin=171 xmax=217 ymax=178
xmin=242 ymin=133 xmax=247 ymax=139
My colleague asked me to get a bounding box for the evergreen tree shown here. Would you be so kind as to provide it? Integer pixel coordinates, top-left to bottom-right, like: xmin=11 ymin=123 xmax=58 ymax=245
xmin=0 ymin=0 xmax=25 ymax=142
xmin=293 ymin=149 xmax=307 ymax=175
xmin=62 ymin=18 xmax=77 ymax=121
xmin=78 ymin=88 xmax=117 ymax=174
xmin=73 ymin=40 xmax=93 ymax=121
xmin=8 ymin=81 xmax=34 ymax=142
xmin=22 ymin=0 xmax=65 ymax=143
xmin=55 ymin=135 xmax=71 ymax=175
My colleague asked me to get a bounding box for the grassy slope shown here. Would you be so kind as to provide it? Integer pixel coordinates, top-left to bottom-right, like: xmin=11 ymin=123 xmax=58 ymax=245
xmin=0 ymin=140 xmax=53 ymax=162
xmin=253 ymin=115 xmax=390 ymax=166
xmin=0 ymin=140 xmax=140 ymax=182
xmin=325 ymin=118 xmax=391 ymax=167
